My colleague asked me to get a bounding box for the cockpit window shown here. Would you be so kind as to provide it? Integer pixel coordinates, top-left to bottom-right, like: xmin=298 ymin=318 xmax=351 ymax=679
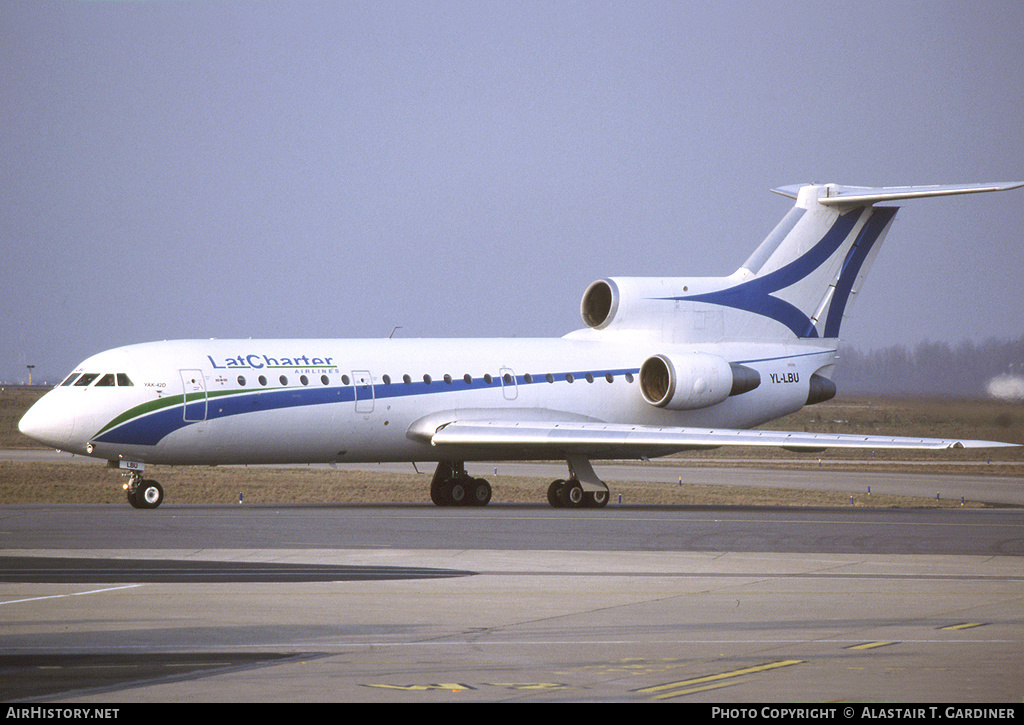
xmin=67 ymin=372 xmax=133 ymax=387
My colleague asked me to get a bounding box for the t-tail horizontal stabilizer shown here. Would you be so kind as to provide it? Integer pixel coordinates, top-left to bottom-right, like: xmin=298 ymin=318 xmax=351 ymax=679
xmin=771 ymin=181 xmax=1024 ymax=206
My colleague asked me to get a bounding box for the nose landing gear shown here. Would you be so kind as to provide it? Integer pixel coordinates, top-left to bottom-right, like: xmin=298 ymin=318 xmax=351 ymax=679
xmin=124 ymin=471 xmax=164 ymax=509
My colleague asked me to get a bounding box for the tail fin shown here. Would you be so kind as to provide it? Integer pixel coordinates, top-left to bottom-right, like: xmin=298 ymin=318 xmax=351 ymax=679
xmin=688 ymin=182 xmax=1023 ymax=340
xmin=575 ymin=182 xmax=1021 ymax=344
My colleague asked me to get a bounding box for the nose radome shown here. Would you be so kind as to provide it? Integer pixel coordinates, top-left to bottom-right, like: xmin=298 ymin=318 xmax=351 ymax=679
xmin=18 ymin=394 xmax=74 ymax=449
xmin=18 ymin=401 xmax=52 ymax=445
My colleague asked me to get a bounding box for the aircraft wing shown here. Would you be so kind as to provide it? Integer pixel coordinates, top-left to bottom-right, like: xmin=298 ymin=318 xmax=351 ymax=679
xmin=427 ymin=420 xmax=1016 ymax=455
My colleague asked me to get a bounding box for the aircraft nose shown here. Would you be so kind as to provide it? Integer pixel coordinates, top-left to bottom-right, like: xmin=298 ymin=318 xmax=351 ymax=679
xmin=18 ymin=394 xmax=75 ymax=449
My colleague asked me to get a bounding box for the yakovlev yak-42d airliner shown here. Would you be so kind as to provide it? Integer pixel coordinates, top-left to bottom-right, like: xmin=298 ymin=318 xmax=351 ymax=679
xmin=19 ymin=181 xmax=1023 ymax=509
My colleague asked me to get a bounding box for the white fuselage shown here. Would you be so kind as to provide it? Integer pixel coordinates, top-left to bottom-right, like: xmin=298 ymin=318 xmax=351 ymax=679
xmin=19 ymin=333 xmax=833 ymax=467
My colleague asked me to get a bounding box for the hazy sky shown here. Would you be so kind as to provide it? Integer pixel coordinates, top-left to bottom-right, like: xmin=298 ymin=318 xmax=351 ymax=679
xmin=3 ymin=1 xmax=1023 ymax=382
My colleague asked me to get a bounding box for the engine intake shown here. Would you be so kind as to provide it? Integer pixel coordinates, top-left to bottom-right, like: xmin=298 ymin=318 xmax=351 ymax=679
xmin=580 ymin=279 xmax=618 ymax=329
xmin=639 ymin=353 xmax=760 ymax=410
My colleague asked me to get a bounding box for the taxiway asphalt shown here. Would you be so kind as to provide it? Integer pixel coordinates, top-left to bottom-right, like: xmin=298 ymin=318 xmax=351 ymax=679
xmin=2 ymin=489 xmax=1023 ymax=703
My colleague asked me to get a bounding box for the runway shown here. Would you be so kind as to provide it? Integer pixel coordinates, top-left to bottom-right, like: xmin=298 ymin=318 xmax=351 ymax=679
xmin=2 ymin=490 xmax=1023 ymax=703
xmin=6 ymin=448 xmax=1024 ymax=507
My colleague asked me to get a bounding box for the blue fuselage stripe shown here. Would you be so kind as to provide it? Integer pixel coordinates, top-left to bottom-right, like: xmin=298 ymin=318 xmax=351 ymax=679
xmin=92 ymin=367 xmax=641 ymax=446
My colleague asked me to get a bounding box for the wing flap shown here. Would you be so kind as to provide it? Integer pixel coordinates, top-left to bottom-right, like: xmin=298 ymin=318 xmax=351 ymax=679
xmin=430 ymin=420 xmax=1016 ymax=453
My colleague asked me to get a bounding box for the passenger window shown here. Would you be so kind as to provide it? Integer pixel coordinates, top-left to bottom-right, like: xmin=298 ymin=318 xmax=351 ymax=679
xmin=403 ymin=374 xmax=412 ymax=384
xmin=464 ymin=374 xmax=472 ymax=384
xmin=95 ymin=374 xmax=116 ymax=386
xmin=258 ymin=375 xmax=268 ymax=386
xmin=117 ymin=373 xmax=133 ymax=386
xmin=546 ymin=373 xmax=554 ymax=383
xmin=605 ymin=373 xmax=613 ymax=383
xmin=279 ymin=375 xmax=288 ymax=386
xmin=383 ymin=375 xmax=391 ymax=385
xmin=443 ymin=374 xmax=452 ymax=384
xmin=237 ymin=375 xmax=247 ymax=387
xmin=320 ymin=375 xmax=329 ymax=385
xmin=524 ymin=373 xmax=533 ymax=383
xmin=300 ymin=375 xmax=309 ymax=386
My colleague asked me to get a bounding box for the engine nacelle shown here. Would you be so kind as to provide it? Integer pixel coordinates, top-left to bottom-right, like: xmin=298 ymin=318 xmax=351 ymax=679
xmin=639 ymin=352 xmax=760 ymax=410
xmin=581 ymin=277 xmax=699 ymax=331
xmin=581 ymin=275 xmax=744 ymax=332
xmin=580 ymin=279 xmax=618 ymax=329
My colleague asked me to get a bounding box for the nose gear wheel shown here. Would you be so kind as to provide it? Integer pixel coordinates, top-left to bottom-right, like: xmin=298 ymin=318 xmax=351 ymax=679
xmin=125 ymin=473 xmax=164 ymax=509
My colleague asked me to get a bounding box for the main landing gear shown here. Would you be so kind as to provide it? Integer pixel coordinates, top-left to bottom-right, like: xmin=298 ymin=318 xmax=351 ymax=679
xmin=547 ymin=455 xmax=611 ymax=508
xmin=430 ymin=461 xmax=492 ymax=506
xmin=429 ymin=457 xmax=611 ymax=509
xmin=546 ymin=479 xmax=609 ymax=508
xmin=124 ymin=471 xmax=164 ymax=509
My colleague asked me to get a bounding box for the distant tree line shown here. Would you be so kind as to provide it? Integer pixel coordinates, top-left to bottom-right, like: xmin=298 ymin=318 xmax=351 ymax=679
xmin=833 ymin=336 xmax=1024 ymax=399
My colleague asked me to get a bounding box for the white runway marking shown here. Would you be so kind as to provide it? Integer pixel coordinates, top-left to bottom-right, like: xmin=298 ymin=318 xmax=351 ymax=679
xmin=0 ymin=583 xmax=143 ymax=606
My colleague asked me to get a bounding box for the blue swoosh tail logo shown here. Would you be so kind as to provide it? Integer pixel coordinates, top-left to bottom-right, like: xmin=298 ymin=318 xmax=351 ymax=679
xmin=665 ymin=206 xmax=896 ymax=339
